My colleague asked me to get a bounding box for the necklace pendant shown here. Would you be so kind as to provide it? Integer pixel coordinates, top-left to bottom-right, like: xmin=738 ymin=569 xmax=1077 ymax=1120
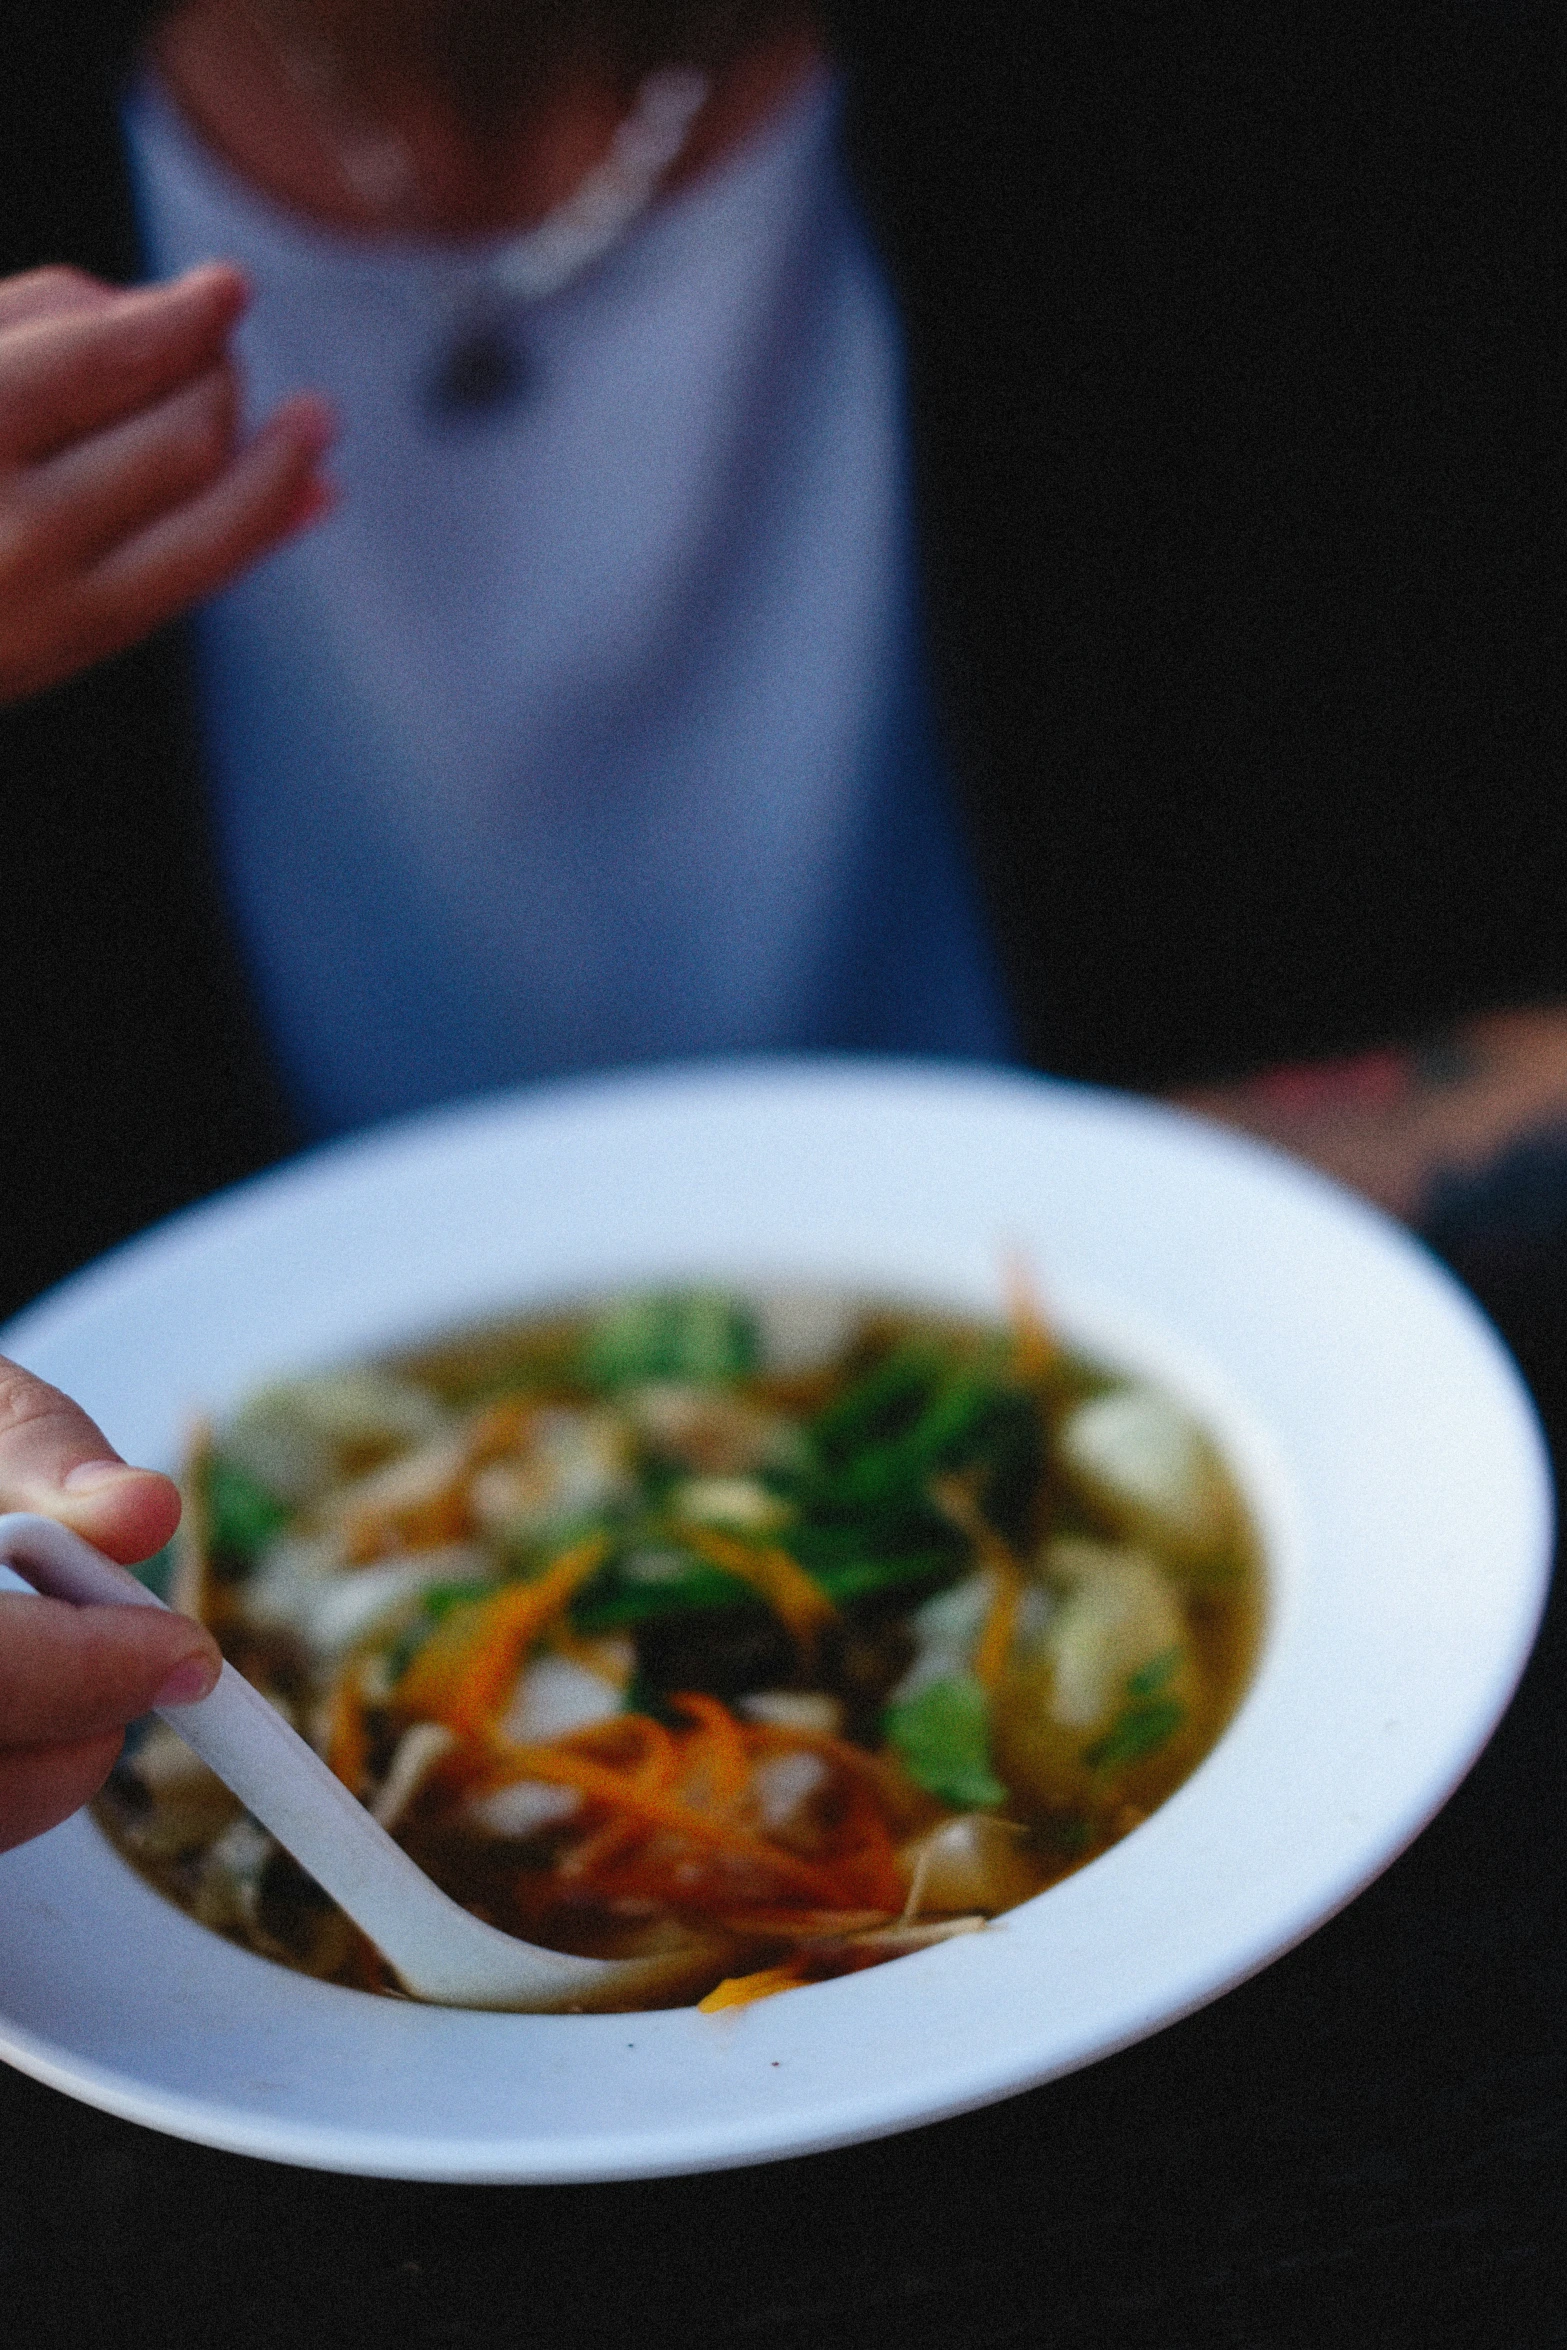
xmin=426 ymin=318 xmax=528 ymax=420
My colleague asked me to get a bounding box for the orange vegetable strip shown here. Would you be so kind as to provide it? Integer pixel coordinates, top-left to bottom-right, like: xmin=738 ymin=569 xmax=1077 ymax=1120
xmin=326 ymin=1668 xmax=369 ymax=1797
xmin=395 ymin=1534 xmax=609 ymax=1736
xmin=559 ymin=1713 xmax=680 ymax=1792
xmin=930 ymin=1477 xmax=1027 ymax=1690
xmin=971 ymin=1561 xmax=1025 ymax=1692
xmin=630 ymin=1718 xmax=680 ymax=1793
xmin=1003 ymin=1249 xmax=1058 ymax=1379
xmin=485 ymin=1742 xmax=846 ymax=1902
xmin=672 ymin=1524 xmax=836 ymax=1647
xmin=822 ymin=1780 xmax=907 ymax=1913
xmin=668 ymin=1693 xmax=751 ymax=1807
xmin=698 ymin=1965 xmax=807 ymax=2014
xmin=557 ymin=1776 xmax=902 ymax=1920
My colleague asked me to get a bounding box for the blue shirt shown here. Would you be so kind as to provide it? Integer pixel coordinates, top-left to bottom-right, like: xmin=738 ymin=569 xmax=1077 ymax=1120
xmin=125 ymin=71 xmax=1017 ymax=1137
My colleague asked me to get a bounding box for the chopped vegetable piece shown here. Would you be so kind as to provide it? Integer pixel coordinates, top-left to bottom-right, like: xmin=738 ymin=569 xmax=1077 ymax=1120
xmin=1126 ymin=1645 xmax=1182 ymax=1698
xmin=672 ymin=1523 xmax=837 ymax=1649
xmin=325 ymin=1669 xmax=369 ymax=1797
xmin=1058 ymin=1387 xmax=1235 ymax=1563
xmin=205 ymin=1453 xmax=290 ymax=1568
xmin=394 ymin=1535 xmax=609 ymax=1737
xmin=883 ymin=1676 xmax=1006 ymax=1809
xmin=582 ymin=1292 xmax=758 ymax=1389
xmin=698 ymin=1965 xmax=806 ymax=2013
xmin=898 ymin=1814 xmax=1038 ymax=1917
xmin=1083 ymin=1697 xmax=1186 ymax=1771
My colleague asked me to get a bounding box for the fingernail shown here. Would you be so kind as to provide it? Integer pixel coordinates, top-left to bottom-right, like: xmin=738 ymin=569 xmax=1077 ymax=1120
xmin=154 ymin=1653 xmax=221 ymax=1708
xmin=186 ymin=260 xmax=250 ymax=311
xmin=62 ymin=1459 xmax=132 ymax=1493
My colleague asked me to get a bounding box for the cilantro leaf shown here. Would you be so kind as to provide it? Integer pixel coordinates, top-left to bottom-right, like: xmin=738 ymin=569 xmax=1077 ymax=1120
xmin=580 ymin=1291 xmax=758 ymax=1389
xmin=1083 ymin=1697 xmax=1185 ymax=1772
xmin=1125 ymin=1645 xmax=1182 ymax=1699
xmin=883 ymin=1675 xmax=1006 ymax=1808
xmin=205 ymin=1453 xmax=290 ymax=1569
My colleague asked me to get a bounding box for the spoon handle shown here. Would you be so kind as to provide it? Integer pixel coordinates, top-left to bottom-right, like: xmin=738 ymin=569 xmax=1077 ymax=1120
xmin=0 ymin=1513 xmax=689 ymax=2009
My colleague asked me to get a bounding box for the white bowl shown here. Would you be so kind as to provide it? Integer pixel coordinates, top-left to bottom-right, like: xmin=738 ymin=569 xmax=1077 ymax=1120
xmin=0 ymin=1061 xmax=1550 ymax=2181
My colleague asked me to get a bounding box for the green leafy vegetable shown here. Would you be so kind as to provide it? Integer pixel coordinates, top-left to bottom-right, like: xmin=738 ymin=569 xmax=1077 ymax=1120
xmin=205 ymin=1453 xmax=290 ymax=1568
xmin=798 ymin=1344 xmax=1043 ymax=1545
xmin=807 ymin=1549 xmax=958 ymax=1605
xmin=1125 ymin=1645 xmax=1181 ymax=1699
xmin=1083 ymin=1697 xmax=1185 ymax=1772
xmin=1047 ymin=1814 xmax=1093 ymax=1858
xmin=580 ymin=1291 xmax=759 ymax=1389
xmin=572 ymin=1558 xmax=752 ymax=1630
xmin=883 ymin=1675 xmax=1006 ymax=1807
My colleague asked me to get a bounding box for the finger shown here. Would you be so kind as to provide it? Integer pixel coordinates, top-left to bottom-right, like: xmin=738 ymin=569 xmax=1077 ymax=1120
xmin=0 ymin=1356 xmax=181 ymax=1564
xmin=0 ymin=265 xmax=118 ymax=335
xmin=0 ymin=1730 xmax=125 ymax=1854
xmin=0 ymin=1594 xmax=220 ymax=1746
xmin=30 ymin=360 xmax=239 ymax=567
xmin=82 ymin=392 xmax=336 ymax=640
xmin=0 ymin=262 xmax=248 ymax=465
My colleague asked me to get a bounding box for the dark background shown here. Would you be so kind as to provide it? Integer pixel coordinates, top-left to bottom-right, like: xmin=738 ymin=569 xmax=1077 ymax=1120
xmin=4 ymin=1231 xmax=1565 ymax=2350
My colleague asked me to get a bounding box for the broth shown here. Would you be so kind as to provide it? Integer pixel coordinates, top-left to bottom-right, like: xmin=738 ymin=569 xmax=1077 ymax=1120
xmin=94 ymin=1288 xmax=1263 ymax=2010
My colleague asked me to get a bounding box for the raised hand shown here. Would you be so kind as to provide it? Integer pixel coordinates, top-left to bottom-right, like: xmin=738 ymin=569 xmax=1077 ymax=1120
xmin=0 ymin=260 xmax=334 ymax=704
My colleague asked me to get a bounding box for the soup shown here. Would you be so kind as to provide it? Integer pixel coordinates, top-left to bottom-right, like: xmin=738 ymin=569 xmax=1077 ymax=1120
xmin=95 ymin=1286 xmax=1263 ymax=2010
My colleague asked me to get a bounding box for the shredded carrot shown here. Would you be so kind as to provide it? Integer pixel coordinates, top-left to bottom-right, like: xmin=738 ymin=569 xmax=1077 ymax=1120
xmin=394 ymin=1533 xmax=609 ymax=1736
xmin=698 ymin=1965 xmax=807 ymax=2014
xmin=816 ymin=1777 xmax=908 ymax=1914
xmin=669 ymin=1692 xmax=752 ymax=1807
xmin=561 ymin=1712 xmax=681 ymax=1793
xmin=672 ymin=1524 xmax=836 ymax=1649
xmin=630 ymin=1720 xmax=680 ymax=1793
xmin=326 ymin=1668 xmax=369 ymax=1797
xmin=1003 ymin=1249 xmax=1058 ymax=1380
xmin=482 ymin=1739 xmax=846 ymax=1902
xmin=972 ymin=1561 xmax=1025 ymax=1691
xmin=930 ymin=1476 xmax=1027 ymax=1690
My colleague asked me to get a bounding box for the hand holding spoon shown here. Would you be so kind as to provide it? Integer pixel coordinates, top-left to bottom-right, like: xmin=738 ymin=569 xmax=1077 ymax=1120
xmin=0 ymin=1513 xmax=709 ymax=2012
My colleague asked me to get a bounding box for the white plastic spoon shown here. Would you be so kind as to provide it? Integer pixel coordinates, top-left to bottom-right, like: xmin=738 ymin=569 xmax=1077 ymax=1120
xmin=0 ymin=1512 xmax=711 ymax=2012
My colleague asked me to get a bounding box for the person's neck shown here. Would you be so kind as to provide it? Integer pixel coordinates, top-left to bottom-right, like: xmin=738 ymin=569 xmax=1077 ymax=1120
xmin=153 ymin=2 xmax=824 ymax=241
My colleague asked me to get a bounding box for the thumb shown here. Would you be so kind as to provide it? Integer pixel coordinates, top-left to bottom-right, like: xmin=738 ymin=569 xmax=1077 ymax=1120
xmin=0 ymin=1358 xmax=182 ymax=1566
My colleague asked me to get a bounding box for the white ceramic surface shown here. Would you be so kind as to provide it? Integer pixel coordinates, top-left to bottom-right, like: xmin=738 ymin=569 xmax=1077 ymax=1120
xmin=0 ymin=1060 xmax=1551 ymax=2181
